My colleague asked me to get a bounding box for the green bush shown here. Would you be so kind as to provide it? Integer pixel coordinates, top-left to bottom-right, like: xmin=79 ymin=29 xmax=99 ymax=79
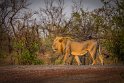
xmin=104 ymin=28 xmax=124 ymax=63
xmin=12 ymin=33 xmax=44 ymax=65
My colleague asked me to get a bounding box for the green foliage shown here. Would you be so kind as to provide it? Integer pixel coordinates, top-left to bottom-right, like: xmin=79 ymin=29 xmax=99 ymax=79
xmin=110 ymin=0 xmax=124 ymax=63
xmin=0 ymin=25 xmax=10 ymax=59
xmin=72 ymin=12 xmax=81 ymax=22
xmin=42 ymin=36 xmax=53 ymax=52
xmin=100 ymin=0 xmax=124 ymax=64
xmin=13 ymin=38 xmax=43 ymax=65
xmin=1 ymin=0 xmax=124 ymax=65
xmin=112 ymin=29 xmax=124 ymax=62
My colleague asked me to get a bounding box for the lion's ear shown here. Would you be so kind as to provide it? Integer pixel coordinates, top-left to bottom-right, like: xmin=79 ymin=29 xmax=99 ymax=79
xmin=59 ymin=38 xmax=63 ymax=43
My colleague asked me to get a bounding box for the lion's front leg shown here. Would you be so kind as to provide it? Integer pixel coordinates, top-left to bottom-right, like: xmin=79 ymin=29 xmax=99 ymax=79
xmin=63 ymin=52 xmax=69 ymax=65
xmin=74 ymin=55 xmax=81 ymax=65
xmin=63 ymin=48 xmax=70 ymax=65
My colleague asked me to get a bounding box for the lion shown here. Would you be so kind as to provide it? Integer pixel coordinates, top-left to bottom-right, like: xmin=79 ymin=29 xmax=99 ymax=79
xmin=52 ymin=37 xmax=104 ymax=65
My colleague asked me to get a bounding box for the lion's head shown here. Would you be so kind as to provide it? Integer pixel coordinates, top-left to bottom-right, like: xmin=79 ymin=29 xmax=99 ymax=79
xmin=52 ymin=37 xmax=71 ymax=54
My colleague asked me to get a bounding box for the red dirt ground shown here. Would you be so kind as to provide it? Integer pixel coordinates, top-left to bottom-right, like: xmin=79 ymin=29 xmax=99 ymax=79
xmin=0 ymin=65 xmax=124 ymax=83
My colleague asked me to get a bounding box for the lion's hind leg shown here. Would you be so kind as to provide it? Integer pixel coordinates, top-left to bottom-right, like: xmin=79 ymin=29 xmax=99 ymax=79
xmin=89 ymin=46 xmax=97 ymax=65
xmin=99 ymin=54 xmax=104 ymax=65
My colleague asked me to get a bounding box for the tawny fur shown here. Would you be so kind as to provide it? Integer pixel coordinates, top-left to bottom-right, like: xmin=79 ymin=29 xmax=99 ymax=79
xmin=52 ymin=37 xmax=104 ymax=65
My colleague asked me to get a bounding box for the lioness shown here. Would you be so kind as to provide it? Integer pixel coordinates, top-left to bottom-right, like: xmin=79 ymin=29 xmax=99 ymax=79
xmin=52 ymin=37 xmax=104 ymax=65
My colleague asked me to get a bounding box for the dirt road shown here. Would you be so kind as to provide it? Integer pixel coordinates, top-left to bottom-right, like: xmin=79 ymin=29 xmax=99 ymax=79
xmin=0 ymin=65 xmax=124 ymax=83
